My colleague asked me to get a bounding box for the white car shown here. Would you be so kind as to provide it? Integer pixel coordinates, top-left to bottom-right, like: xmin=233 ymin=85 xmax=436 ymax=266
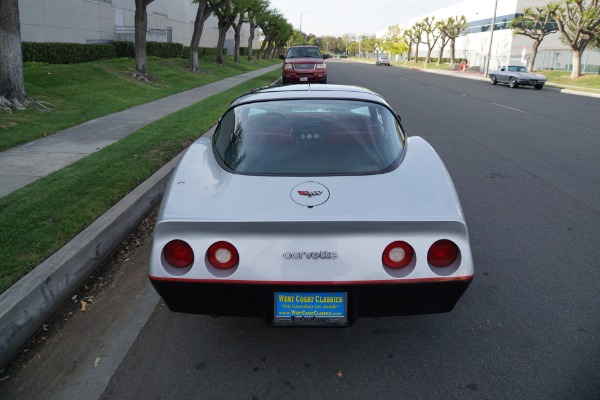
xmin=148 ymin=84 xmax=474 ymax=327
xmin=376 ymin=54 xmax=391 ymax=66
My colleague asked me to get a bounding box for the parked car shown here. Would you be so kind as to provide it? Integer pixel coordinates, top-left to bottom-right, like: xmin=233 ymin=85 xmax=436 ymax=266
xmin=489 ymin=65 xmax=547 ymax=89
xmin=279 ymin=45 xmax=327 ymax=84
xmin=148 ymin=84 xmax=474 ymax=327
xmin=376 ymin=54 xmax=391 ymax=66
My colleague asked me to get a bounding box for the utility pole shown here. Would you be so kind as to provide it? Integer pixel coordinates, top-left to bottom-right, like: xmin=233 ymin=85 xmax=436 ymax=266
xmin=484 ymin=0 xmax=498 ymax=77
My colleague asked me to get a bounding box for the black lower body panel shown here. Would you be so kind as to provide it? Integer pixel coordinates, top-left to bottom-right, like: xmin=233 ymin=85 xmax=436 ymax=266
xmin=150 ymin=279 xmax=472 ymax=325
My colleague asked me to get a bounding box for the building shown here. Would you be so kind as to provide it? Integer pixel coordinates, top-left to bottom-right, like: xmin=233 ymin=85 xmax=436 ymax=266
xmin=18 ymin=0 xmax=261 ymax=54
xmin=408 ymin=0 xmax=599 ymax=72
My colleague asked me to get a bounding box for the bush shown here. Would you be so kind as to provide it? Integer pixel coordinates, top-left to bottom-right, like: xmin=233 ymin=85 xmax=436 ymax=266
xmin=22 ymin=42 xmax=116 ymax=64
xmin=181 ymin=46 xmax=227 ymax=59
xmin=22 ymin=41 xmax=188 ymax=64
xmin=146 ymin=42 xmax=184 ymax=58
xmin=113 ymin=41 xmax=134 ymax=58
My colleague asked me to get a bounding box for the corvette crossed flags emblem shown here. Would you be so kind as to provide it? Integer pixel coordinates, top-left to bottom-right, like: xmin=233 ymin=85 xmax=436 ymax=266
xmin=298 ymin=190 xmax=323 ymax=198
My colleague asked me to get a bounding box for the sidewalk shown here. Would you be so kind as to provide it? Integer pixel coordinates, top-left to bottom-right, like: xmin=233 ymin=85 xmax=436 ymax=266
xmin=0 ymin=64 xmax=281 ymax=368
xmin=0 ymin=64 xmax=281 ymax=198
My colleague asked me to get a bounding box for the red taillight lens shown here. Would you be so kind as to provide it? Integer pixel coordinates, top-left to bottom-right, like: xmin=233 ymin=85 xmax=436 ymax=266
xmin=163 ymin=240 xmax=194 ymax=268
xmin=207 ymin=241 xmax=239 ymax=270
xmin=428 ymin=240 xmax=459 ymax=267
xmin=382 ymin=241 xmax=414 ymax=269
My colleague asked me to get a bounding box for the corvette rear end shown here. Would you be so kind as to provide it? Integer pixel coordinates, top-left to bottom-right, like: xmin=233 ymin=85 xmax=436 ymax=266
xmin=148 ymin=85 xmax=474 ymax=326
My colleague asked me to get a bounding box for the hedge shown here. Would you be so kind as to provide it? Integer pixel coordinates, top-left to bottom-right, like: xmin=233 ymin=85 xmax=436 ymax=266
xmin=22 ymin=41 xmax=187 ymax=64
xmin=22 ymin=42 xmax=116 ymax=64
xmin=21 ymin=41 xmax=249 ymax=65
xmin=182 ymin=46 xmax=228 ymax=59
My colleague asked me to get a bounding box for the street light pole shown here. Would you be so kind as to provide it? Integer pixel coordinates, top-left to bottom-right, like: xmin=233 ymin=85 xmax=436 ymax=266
xmin=484 ymin=0 xmax=498 ymax=77
xmin=299 ymin=11 xmax=312 ymax=35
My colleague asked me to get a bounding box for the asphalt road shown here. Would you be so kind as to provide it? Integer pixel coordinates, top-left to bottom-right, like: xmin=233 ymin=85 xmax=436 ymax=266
xmin=2 ymin=59 xmax=599 ymax=400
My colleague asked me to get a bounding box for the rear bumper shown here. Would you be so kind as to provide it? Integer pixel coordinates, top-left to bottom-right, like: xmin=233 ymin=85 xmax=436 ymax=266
xmin=149 ymin=277 xmax=472 ymax=325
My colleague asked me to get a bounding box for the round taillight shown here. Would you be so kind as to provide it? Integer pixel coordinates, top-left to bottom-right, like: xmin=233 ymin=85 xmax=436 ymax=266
xmin=207 ymin=241 xmax=239 ymax=270
xmin=428 ymin=239 xmax=459 ymax=267
xmin=164 ymin=240 xmax=194 ymax=268
xmin=382 ymin=241 xmax=414 ymax=269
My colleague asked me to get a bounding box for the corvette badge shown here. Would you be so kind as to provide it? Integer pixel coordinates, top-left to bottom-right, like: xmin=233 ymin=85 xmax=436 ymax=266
xmin=291 ymin=182 xmax=330 ymax=207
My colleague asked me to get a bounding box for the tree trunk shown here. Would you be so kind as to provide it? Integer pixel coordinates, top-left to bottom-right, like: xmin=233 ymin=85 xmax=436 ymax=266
xmin=0 ymin=0 xmax=27 ymax=109
xmin=425 ymin=48 xmax=432 ymax=64
xmin=247 ymin=22 xmax=256 ymax=61
xmin=437 ymin=43 xmax=446 ymax=65
xmin=232 ymin=14 xmax=243 ymax=63
xmin=570 ymin=50 xmax=582 ymax=79
xmin=216 ymin=19 xmax=233 ymax=65
xmin=449 ymin=40 xmax=456 ymax=67
xmin=528 ymin=40 xmax=540 ymax=72
xmin=189 ymin=3 xmax=208 ymax=72
xmin=406 ymin=44 xmax=412 ymax=62
xmin=134 ymin=0 xmax=153 ymax=79
xmin=257 ymin=38 xmax=268 ymax=61
xmin=414 ymin=41 xmax=420 ymax=62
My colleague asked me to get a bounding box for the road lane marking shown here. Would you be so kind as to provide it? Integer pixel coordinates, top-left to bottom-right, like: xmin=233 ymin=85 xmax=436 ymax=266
xmin=429 ymin=85 xmax=445 ymax=91
xmin=491 ymin=103 xmax=529 ymax=114
xmin=401 ymin=77 xmax=409 ymax=80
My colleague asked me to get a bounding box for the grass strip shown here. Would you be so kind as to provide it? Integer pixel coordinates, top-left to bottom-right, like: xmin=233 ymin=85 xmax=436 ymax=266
xmin=0 ymin=57 xmax=280 ymax=152
xmin=0 ymin=69 xmax=280 ymax=294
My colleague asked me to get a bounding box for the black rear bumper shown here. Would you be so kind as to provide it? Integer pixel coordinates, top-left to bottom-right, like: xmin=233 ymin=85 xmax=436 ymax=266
xmin=150 ymin=278 xmax=472 ymax=325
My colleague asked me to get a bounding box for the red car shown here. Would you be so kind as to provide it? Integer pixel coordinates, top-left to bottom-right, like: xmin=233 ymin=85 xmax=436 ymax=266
xmin=280 ymin=45 xmax=327 ymax=84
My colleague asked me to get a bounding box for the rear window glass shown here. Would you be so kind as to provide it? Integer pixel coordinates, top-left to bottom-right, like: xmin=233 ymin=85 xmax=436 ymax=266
xmin=213 ymin=99 xmax=405 ymax=175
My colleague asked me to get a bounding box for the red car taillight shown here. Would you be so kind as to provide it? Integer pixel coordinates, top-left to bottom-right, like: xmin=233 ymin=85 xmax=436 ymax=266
xmin=207 ymin=241 xmax=239 ymax=270
xmin=428 ymin=240 xmax=459 ymax=267
xmin=163 ymin=240 xmax=194 ymax=268
xmin=382 ymin=241 xmax=414 ymax=269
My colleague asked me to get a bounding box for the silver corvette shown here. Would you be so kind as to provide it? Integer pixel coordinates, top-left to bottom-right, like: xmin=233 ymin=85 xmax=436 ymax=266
xmin=489 ymin=65 xmax=547 ymax=89
xmin=148 ymin=84 xmax=474 ymax=327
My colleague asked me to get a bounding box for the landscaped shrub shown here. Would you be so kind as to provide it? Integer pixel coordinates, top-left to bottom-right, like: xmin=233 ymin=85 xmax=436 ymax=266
xmin=21 ymin=41 xmax=227 ymax=64
xmin=146 ymin=42 xmax=184 ymax=58
xmin=22 ymin=42 xmax=116 ymax=64
xmin=113 ymin=41 xmax=134 ymax=58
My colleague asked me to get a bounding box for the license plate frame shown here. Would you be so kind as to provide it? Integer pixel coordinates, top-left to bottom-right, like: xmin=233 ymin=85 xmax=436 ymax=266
xmin=273 ymin=292 xmax=348 ymax=326
xmin=300 ymin=77 xmax=308 ymax=82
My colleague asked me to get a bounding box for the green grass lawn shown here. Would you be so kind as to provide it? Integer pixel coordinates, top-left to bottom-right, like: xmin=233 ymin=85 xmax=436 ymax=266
xmin=0 ymin=57 xmax=280 ymax=294
xmin=0 ymin=56 xmax=281 ymax=152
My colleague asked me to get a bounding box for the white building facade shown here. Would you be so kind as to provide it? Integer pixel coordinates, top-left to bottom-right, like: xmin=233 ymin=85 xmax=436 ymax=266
xmin=18 ymin=0 xmax=260 ymax=54
xmin=409 ymin=0 xmax=599 ymax=73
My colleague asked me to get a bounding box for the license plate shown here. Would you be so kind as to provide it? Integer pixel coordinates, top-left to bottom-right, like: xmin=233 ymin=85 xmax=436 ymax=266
xmin=300 ymin=77 xmax=308 ymax=81
xmin=273 ymin=292 xmax=348 ymax=326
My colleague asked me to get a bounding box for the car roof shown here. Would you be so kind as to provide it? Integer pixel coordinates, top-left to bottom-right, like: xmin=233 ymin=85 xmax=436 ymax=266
xmin=231 ymin=84 xmax=389 ymax=107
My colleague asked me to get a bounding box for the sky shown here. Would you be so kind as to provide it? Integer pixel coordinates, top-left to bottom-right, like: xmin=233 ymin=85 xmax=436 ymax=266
xmin=267 ymin=0 xmax=461 ymax=37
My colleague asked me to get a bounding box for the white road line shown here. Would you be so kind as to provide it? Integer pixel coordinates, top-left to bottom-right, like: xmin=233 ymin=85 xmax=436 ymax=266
xmin=491 ymin=103 xmax=529 ymax=114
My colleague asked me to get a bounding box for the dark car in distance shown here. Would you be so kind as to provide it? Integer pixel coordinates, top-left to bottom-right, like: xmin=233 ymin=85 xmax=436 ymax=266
xmin=279 ymin=45 xmax=327 ymax=84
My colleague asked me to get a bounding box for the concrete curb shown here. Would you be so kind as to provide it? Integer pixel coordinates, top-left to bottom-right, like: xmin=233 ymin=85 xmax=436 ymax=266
xmin=0 ymin=152 xmax=183 ymax=368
